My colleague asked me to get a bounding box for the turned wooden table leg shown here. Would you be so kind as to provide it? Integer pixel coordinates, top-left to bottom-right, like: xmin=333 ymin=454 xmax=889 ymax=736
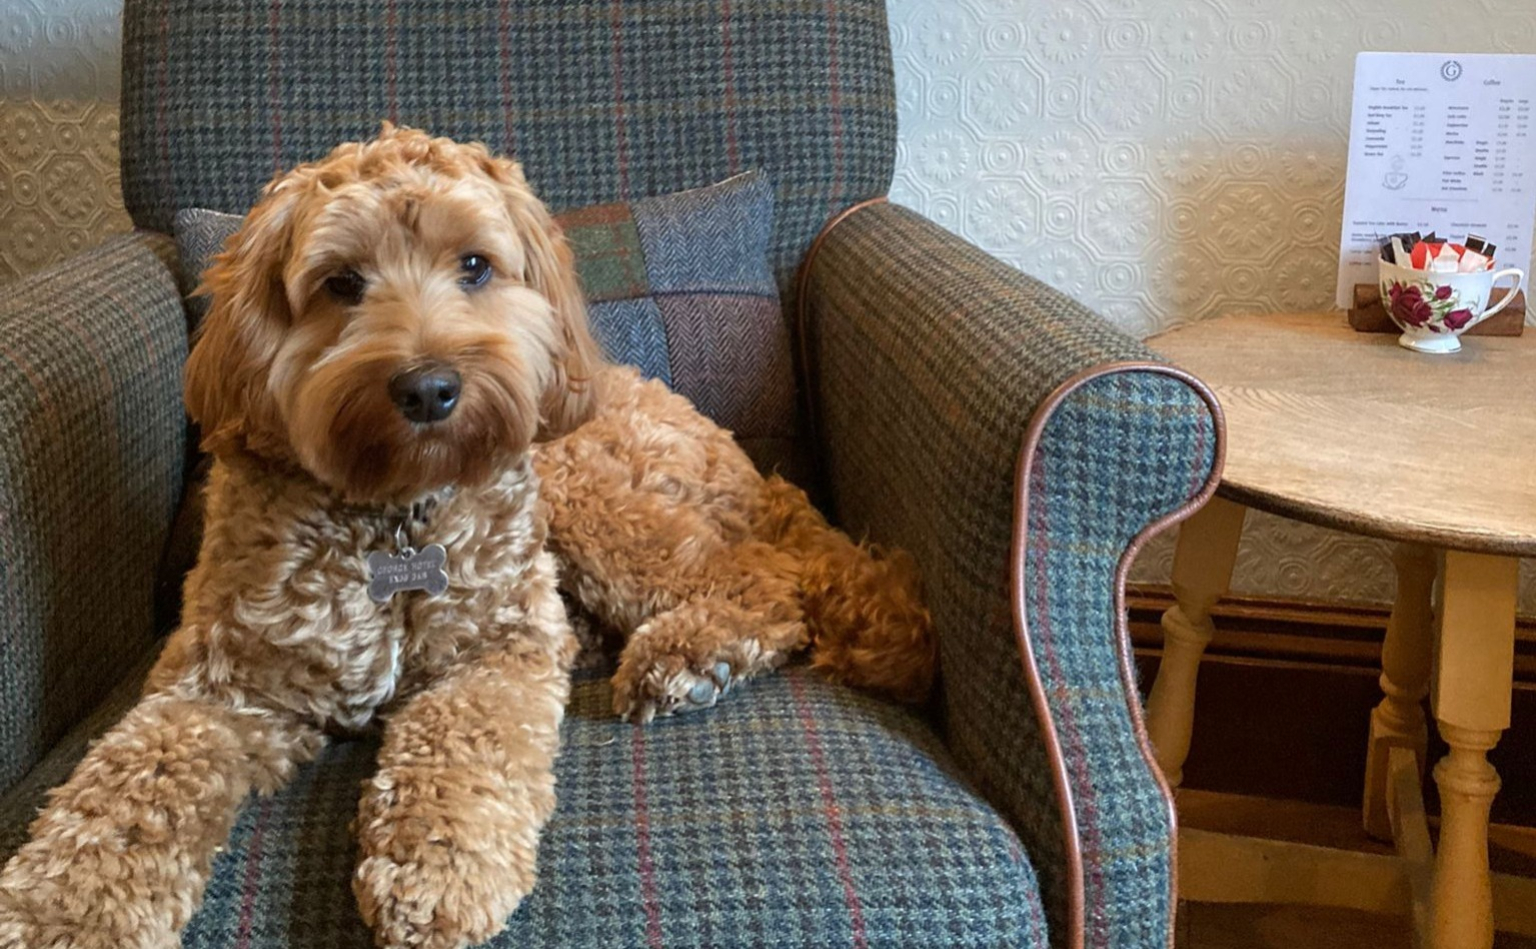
xmin=1428 ymin=551 xmax=1519 ymax=949
xmin=1363 ymin=544 xmax=1437 ymax=841
xmin=1145 ymin=496 xmax=1246 ymax=787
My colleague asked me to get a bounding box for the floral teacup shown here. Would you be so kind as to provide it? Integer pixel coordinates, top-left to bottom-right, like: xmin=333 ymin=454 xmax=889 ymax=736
xmin=1379 ymin=259 xmax=1526 ymax=354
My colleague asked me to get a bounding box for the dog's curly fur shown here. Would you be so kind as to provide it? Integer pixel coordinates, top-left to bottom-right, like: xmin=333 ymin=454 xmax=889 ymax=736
xmin=0 ymin=125 xmax=932 ymax=949
xmin=0 ymin=126 xmax=592 ymax=949
xmin=538 ymin=365 xmax=934 ymax=721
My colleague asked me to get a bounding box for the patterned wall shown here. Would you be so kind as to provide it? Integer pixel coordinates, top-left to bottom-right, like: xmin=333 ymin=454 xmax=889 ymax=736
xmin=0 ymin=0 xmax=130 ymax=283
xmin=2 ymin=0 xmax=1533 ymax=612
xmin=887 ymin=0 xmax=1536 ymax=613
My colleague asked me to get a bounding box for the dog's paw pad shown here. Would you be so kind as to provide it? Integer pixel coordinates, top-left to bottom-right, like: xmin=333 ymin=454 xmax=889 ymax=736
xmin=685 ymin=678 xmax=719 ymax=706
xmin=613 ymin=657 xmax=738 ymax=723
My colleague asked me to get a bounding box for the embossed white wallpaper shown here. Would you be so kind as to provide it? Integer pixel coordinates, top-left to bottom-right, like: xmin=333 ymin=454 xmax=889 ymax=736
xmin=885 ymin=0 xmax=1536 ymax=613
xmin=0 ymin=0 xmax=129 ymax=282
xmin=3 ymin=0 xmax=1533 ymax=612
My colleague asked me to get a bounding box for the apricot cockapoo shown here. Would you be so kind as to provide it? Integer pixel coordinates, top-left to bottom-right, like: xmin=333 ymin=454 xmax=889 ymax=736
xmin=0 ymin=126 xmax=931 ymax=949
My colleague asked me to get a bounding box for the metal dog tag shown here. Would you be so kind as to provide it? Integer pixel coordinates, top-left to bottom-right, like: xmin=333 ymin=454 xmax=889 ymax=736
xmin=367 ymin=544 xmax=450 ymax=603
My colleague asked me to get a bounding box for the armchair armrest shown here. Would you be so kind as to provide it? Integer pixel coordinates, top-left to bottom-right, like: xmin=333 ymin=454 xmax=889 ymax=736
xmin=0 ymin=233 xmax=189 ymax=795
xmin=799 ymin=201 xmax=1223 ymax=949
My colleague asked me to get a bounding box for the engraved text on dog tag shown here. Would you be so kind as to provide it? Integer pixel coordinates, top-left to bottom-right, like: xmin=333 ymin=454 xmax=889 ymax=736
xmin=367 ymin=544 xmax=450 ymax=603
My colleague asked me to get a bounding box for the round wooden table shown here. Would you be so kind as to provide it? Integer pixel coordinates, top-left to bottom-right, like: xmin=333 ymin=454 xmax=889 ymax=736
xmin=1143 ymin=312 xmax=1536 ymax=949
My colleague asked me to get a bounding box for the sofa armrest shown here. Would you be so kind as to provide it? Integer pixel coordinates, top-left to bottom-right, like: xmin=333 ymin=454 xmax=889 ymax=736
xmin=799 ymin=201 xmax=1223 ymax=949
xmin=0 ymin=233 xmax=189 ymax=794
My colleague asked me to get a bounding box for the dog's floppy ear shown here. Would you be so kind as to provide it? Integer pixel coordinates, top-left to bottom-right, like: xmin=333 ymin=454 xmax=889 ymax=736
xmin=482 ymin=155 xmax=603 ymax=440
xmin=184 ymin=183 xmax=299 ymax=457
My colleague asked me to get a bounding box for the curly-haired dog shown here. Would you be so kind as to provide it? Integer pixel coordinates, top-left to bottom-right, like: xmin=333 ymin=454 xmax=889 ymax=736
xmin=538 ymin=366 xmax=935 ymax=721
xmin=0 ymin=126 xmax=598 ymax=949
xmin=0 ymin=123 xmax=933 ymax=948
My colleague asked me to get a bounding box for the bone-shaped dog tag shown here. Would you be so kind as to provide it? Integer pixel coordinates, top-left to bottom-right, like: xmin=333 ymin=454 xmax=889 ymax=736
xmin=367 ymin=544 xmax=450 ymax=603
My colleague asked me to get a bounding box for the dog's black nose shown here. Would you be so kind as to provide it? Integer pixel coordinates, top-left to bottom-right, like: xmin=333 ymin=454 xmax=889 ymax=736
xmin=389 ymin=365 xmax=461 ymax=423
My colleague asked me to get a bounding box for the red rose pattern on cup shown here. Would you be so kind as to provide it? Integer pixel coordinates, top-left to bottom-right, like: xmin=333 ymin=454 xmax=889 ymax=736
xmin=1443 ymin=308 xmax=1474 ymax=330
xmin=1388 ymin=281 xmax=1433 ymax=327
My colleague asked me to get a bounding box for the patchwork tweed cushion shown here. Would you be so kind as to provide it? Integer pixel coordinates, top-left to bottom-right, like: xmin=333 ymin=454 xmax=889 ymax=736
xmin=172 ymin=171 xmax=794 ymax=457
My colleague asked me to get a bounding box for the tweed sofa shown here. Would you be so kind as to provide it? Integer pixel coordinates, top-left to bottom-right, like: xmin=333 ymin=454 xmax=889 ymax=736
xmin=0 ymin=2 xmax=1223 ymax=947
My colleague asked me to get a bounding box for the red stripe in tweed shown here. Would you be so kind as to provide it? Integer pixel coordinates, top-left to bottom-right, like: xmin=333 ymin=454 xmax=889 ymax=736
xmin=0 ymin=510 xmax=14 ymax=610
xmin=100 ymin=284 xmax=158 ymax=366
xmin=824 ymin=0 xmax=845 ymax=210
xmin=790 ymin=674 xmax=867 ymax=949
xmin=721 ymin=0 xmax=740 ymax=174
xmin=156 ymin=0 xmax=174 ymax=207
xmin=53 ymin=301 xmax=125 ymax=541
xmin=498 ymin=0 xmax=516 ymax=154
xmin=1187 ymin=401 xmax=1210 ymax=496
xmin=234 ymin=798 xmax=274 ymax=949
xmin=0 ymin=345 xmax=60 ymax=429
xmin=385 ymin=0 xmax=399 ymax=123
xmin=1029 ymin=459 xmax=1107 ymax=948
xmin=609 ymin=0 xmax=631 ymax=199
xmin=267 ymin=0 xmax=283 ymax=173
xmin=630 ymin=726 xmax=664 ymax=948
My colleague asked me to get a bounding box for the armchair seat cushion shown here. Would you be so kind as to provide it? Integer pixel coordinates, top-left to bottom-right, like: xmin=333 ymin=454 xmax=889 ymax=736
xmin=184 ymin=668 xmax=1045 ymax=947
xmin=2 ymin=667 xmax=1046 ymax=947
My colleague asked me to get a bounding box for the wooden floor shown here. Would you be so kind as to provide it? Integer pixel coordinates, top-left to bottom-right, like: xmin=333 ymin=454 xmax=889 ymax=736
xmin=1177 ymin=902 xmax=1536 ymax=948
xmin=1176 ymin=790 xmax=1536 ymax=949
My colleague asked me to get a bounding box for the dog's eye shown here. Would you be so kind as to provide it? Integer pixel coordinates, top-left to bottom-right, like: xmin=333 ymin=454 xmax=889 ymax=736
xmin=324 ymin=269 xmax=367 ymax=305
xmin=459 ymin=254 xmax=492 ymax=289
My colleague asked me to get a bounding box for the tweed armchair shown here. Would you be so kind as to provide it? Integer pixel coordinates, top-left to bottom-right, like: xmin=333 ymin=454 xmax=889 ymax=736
xmin=0 ymin=2 xmax=1222 ymax=947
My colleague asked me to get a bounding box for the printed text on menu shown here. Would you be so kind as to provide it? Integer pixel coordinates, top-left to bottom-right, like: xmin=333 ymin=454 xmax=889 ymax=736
xmin=1336 ymin=52 xmax=1536 ymax=306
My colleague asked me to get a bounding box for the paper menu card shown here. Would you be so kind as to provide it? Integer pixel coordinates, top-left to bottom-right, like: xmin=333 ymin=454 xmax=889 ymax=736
xmin=1336 ymin=52 xmax=1536 ymax=307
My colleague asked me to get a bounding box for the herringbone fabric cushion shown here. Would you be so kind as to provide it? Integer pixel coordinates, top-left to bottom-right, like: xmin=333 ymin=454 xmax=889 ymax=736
xmin=803 ymin=202 xmax=1219 ymax=949
xmin=0 ymin=233 xmax=189 ymax=794
xmin=1 ymin=667 xmax=1048 ymax=948
xmin=120 ymin=0 xmax=896 ymax=306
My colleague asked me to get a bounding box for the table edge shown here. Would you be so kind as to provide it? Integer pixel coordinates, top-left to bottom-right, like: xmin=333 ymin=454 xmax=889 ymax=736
xmin=1217 ymin=482 xmax=1536 ymax=558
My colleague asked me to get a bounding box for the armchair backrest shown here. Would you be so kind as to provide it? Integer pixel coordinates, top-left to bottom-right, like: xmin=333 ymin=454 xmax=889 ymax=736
xmin=119 ymin=0 xmax=897 ymax=295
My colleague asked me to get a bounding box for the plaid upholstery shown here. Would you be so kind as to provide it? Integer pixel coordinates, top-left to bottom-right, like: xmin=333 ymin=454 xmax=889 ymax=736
xmin=173 ymin=172 xmax=797 ymax=475
xmin=0 ymin=666 xmax=1048 ymax=949
xmin=0 ymin=233 xmax=189 ymax=796
xmin=0 ymin=646 xmax=162 ymax=861
xmin=120 ymin=0 xmax=896 ymax=307
xmin=802 ymin=202 xmax=1219 ymax=949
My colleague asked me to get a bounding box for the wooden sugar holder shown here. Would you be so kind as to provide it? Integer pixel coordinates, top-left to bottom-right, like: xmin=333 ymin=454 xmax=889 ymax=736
xmin=1348 ymin=283 xmax=1526 ymax=336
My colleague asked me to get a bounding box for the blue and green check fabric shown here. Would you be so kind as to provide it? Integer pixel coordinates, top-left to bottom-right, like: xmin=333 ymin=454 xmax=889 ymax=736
xmin=0 ymin=664 xmax=1048 ymax=949
xmin=804 ymin=202 xmax=1219 ymax=949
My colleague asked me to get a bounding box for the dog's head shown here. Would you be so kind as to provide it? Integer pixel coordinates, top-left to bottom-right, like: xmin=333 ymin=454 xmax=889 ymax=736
xmin=185 ymin=124 xmax=600 ymax=503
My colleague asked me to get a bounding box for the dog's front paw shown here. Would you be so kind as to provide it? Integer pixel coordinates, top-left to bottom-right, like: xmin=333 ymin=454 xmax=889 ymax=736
xmin=612 ymin=599 xmax=801 ymax=724
xmin=612 ymin=649 xmax=737 ymax=724
xmin=0 ymin=870 xmax=180 ymax=949
xmin=354 ymin=849 xmax=530 ymax=949
xmin=353 ymin=765 xmax=544 ymax=949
